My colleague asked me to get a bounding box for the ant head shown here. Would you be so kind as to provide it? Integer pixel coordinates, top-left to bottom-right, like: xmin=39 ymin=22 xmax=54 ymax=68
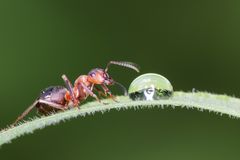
xmin=88 ymin=61 xmax=140 ymax=95
xmin=88 ymin=68 xmax=114 ymax=85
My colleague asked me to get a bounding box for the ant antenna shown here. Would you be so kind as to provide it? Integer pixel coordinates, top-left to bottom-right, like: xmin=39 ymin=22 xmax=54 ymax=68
xmin=105 ymin=61 xmax=140 ymax=73
xmin=114 ymin=81 xmax=128 ymax=96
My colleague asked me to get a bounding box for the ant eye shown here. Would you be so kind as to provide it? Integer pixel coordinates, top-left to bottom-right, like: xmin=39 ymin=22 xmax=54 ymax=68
xmin=90 ymin=72 xmax=96 ymax=77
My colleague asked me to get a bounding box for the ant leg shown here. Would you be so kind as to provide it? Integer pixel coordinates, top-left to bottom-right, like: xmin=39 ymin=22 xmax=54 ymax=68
xmin=62 ymin=74 xmax=79 ymax=106
xmin=38 ymin=106 xmax=50 ymax=115
xmin=94 ymin=86 xmax=108 ymax=98
xmin=38 ymin=99 xmax=67 ymax=110
xmin=101 ymin=84 xmax=118 ymax=102
xmin=12 ymin=99 xmax=39 ymax=126
xmin=79 ymin=82 xmax=103 ymax=104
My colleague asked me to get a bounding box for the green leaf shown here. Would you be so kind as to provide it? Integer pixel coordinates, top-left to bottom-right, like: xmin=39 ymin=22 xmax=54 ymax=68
xmin=1 ymin=91 xmax=240 ymax=146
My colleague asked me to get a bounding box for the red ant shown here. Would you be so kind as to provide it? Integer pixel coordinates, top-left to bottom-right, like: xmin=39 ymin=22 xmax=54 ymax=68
xmin=12 ymin=61 xmax=139 ymax=126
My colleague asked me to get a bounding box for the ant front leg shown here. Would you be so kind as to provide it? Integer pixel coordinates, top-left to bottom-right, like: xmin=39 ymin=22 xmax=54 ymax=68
xmin=101 ymin=84 xmax=118 ymax=102
xmin=94 ymin=86 xmax=108 ymax=99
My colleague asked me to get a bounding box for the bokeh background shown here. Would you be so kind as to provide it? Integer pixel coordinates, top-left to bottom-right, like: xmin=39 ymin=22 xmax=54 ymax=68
xmin=1 ymin=0 xmax=240 ymax=159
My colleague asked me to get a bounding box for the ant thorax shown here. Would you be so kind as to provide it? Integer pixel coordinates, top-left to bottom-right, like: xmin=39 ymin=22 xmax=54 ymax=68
xmin=74 ymin=75 xmax=92 ymax=100
xmin=75 ymin=75 xmax=92 ymax=87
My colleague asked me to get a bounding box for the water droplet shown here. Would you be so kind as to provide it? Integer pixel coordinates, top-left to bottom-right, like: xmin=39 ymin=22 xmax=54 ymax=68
xmin=128 ymin=73 xmax=173 ymax=100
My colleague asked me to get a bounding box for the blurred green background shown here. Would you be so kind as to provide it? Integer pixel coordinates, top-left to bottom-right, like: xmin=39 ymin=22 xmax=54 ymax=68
xmin=1 ymin=0 xmax=240 ymax=159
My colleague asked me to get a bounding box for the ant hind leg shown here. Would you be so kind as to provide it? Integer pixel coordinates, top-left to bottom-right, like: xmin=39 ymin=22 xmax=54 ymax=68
xmin=38 ymin=99 xmax=67 ymax=110
xmin=11 ymin=99 xmax=39 ymax=126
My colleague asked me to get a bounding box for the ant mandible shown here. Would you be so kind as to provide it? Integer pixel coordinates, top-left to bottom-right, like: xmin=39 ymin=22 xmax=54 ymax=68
xmin=12 ymin=61 xmax=139 ymax=126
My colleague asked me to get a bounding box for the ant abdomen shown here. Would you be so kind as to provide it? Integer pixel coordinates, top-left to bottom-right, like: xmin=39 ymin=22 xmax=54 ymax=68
xmin=36 ymin=86 xmax=69 ymax=115
xmin=39 ymin=86 xmax=67 ymax=103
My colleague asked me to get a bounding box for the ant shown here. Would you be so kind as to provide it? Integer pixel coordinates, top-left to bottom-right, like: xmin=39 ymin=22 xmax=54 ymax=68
xmin=12 ymin=61 xmax=139 ymax=126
